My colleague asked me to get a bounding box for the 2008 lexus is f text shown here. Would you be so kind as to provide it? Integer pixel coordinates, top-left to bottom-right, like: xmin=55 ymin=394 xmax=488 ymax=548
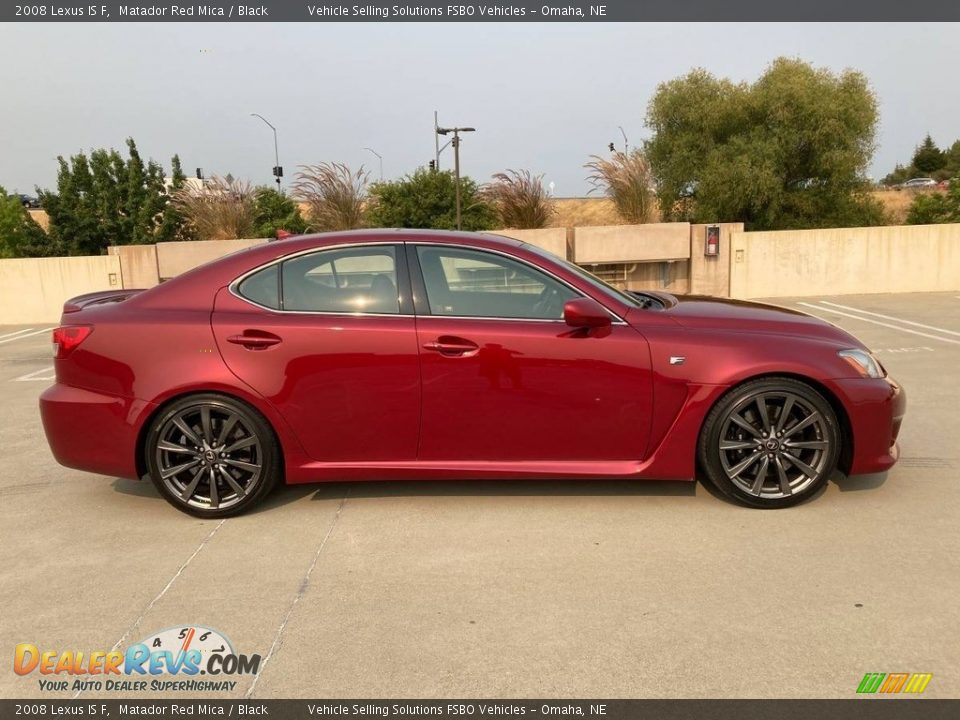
xmin=39 ymin=230 xmax=905 ymax=517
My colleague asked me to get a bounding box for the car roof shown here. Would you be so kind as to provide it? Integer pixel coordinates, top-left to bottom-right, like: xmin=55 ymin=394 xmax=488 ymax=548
xmin=132 ymin=229 xmax=530 ymax=310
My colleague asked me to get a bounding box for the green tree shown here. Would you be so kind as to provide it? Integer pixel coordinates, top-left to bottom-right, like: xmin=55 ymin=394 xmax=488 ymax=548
xmin=0 ymin=187 xmax=61 ymax=258
xmin=367 ymin=169 xmax=495 ymax=231
xmin=253 ymin=188 xmax=308 ymax=238
xmin=912 ymin=134 xmax=946 ymax=174
xmin=645 ymin=58 xmax=885 ymax=230
xmin=906 ymin=182 xmax=960 ymax=224
xmin=38 ymin=138 xmax=186 ymax=255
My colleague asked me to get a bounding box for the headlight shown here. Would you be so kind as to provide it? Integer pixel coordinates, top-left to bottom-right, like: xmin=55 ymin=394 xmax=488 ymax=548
xmin=838 ymin=349 xmax=885 ymax=378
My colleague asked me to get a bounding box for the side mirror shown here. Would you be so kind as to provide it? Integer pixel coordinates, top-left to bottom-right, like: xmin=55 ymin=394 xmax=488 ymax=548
xmin=563 ymin=298 xmax=612 ymax=329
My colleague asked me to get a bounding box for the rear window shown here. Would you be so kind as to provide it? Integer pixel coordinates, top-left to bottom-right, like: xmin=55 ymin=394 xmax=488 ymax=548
xmin=236 ymin=265 xmax=280 ymax=309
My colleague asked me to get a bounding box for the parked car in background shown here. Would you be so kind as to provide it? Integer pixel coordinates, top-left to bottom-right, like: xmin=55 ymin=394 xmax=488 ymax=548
xmin=897 ymin=178 xmax=937 ymax=190
xmin=17 ymin=194 xmax=40 ymax=208
xmin=40 ymin=230 xmax=905 ymax=517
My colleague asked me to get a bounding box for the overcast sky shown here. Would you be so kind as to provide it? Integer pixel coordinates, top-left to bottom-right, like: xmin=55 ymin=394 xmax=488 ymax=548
xmin=0 ymin=22 xmax=956 ymax=196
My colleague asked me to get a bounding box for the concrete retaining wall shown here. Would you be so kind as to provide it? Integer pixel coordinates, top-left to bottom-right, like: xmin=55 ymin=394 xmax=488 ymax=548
xmin=0 ymin=255 xmax=122 ymax=324
xmin=493 ymin=227 xmax=569 ymax=259
xmin=572 ymin=223 xmax=691 ymax=264
xmin=689 ymin=222 xmax=743 ymax=297
xmin=107 ymin=244 xmax=160 ymax=289
xmin=730 ymin=223 xmax=960 ymax=298
xmin=156 ymin=238 xmax=268 ymax=280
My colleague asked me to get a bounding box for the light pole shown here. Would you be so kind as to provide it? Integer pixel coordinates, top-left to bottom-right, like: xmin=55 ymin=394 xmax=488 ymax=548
xmin=436 ymin=125 xmax=475 ymax=231
xmin=364 ymin=147 xmax=383 ymax=181
xmin=250 ymin=113 xmax=282 ymax=190
xmin=618 ymin=125 xmax=629 ymax=154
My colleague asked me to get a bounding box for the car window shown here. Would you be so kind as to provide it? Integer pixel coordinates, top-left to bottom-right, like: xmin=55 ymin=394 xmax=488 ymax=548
xmin=236 ymin=264 xmax=280 ymax=310
xmin=281 ymin=246 xmax=399 ymax=314
xmin=416 ymin=246 xmax=577 ymax=319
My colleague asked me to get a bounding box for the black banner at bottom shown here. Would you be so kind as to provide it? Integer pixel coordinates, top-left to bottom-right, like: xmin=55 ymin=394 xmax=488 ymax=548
xmin=0 ymin=700 xmax=957 ymax=720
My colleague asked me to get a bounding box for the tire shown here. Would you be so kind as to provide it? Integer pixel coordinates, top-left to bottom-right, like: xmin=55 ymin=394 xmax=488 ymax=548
xmin=145 ymin=393 xmax=280 ymax=518
xmin=698 ymin=378 xmax=840 ymax=509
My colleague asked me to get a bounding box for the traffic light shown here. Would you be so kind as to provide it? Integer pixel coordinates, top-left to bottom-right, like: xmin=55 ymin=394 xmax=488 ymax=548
xmin=196 ymin=168 xmax=204 ymax=180
xmin=608 ymin=143 xmax=615 ymax=152
xmin=272 ymin=166 xmax=283 ymax=178
xmin=428 ymin=160 xmax=436 ymax=172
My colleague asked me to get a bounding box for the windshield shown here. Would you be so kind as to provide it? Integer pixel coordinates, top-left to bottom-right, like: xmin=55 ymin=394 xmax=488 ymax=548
xmin=520 ymin=242 xmax=648 ymax=308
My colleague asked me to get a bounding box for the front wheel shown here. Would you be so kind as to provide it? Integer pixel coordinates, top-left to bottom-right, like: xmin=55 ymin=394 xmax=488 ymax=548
xmin=145 ymin=394 xmax=280 ymax=517
xmin=698 ymin=378 xmax=841 ymax=508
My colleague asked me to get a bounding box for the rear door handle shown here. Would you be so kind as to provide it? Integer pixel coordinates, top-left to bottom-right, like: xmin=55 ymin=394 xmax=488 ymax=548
xmin=227 ymin=331 xmax=282 ymax=350
xmin=422 ymin=336 xmax=479 ymax=357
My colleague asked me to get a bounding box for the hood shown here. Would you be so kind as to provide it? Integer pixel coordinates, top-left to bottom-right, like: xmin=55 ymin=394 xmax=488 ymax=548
xmin=635 ymin=292 xmax=865 ymax=347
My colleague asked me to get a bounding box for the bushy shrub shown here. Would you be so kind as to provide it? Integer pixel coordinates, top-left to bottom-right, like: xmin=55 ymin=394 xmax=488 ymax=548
xmin=585 ymin=151 xmax=654 ymax=224
xmin=291 ymin=163 xmax=368 ymax=232
xmin=481 ymin=170 xmax=554 ymax=229
xmin=172 ymin=176 xmax=258 ymax=240
xmin=366 ymin=168 xmax=495 ymax=231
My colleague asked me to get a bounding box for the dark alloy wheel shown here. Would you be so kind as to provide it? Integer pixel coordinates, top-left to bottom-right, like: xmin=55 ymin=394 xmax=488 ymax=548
xmin=699 ymin=378 xmax=841 ymax=508
xmin=145 ymin=394 xmax=280 ymax=517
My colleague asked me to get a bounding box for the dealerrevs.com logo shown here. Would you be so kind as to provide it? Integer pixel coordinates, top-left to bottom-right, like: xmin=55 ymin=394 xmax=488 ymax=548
xmin=857 ymin=672 xmax=933 ymax=695
xmin=14 ymin=625 xmax=261 ymax=693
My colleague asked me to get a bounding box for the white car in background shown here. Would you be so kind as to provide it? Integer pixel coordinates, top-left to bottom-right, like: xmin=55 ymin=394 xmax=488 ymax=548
xmin=898 ymin=178 xmax=937 ymax=189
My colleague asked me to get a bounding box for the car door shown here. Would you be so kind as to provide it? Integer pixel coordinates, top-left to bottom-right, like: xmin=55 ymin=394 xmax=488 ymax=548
xmin=410 ymin=243 xmax=653 ymax=463
xmin=212 ymin=243 xmax=421 ymax=463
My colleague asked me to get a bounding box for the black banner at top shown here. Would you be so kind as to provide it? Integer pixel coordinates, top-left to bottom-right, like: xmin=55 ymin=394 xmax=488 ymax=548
xmin=3 ymin=0 xmax=960 ymax=22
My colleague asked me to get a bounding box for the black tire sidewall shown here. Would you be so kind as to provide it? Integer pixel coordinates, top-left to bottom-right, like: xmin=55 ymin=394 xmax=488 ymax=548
xmin=699 ymin=378 xmax=840 ymax=509
xmin=145 ymin=393 xmax=280 ymax=518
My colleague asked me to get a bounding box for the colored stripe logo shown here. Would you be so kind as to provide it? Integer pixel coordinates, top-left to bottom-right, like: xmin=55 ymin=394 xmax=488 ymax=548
xmin=857 ymin=673 xmax=932 ymax=694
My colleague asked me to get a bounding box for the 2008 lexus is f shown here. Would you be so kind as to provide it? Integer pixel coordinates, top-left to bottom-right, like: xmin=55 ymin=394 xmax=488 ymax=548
xmin=40 ymin=230 xmax=905 ymax=517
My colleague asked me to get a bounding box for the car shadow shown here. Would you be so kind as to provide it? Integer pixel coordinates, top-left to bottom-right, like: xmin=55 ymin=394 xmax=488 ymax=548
xmin=113 ymin=470 xmax=885 ymax=514
xmin=831 ymin=471 xmax=889 ymax=492
xmin=304 ymin=478 xmax=698 ymax=501
xmin=110 ymin=476 xmax=317 ymax=513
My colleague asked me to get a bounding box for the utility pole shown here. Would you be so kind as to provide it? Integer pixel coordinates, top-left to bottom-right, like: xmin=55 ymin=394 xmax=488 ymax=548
xmin=436 ymin=125 xmax=475 ymax=231
xmin=251 ymin=113 xmax=282 ymax=190
xmin=434 ymin=111 xmax=440 ymax=171
xmin=618 ymin=125 xmax=629 ymax=155
xmin=364 ymin=147 xmax=383 ymax=181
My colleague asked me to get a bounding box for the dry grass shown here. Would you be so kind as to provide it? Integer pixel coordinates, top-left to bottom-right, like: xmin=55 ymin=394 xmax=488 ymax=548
xmin=291 ymin=163 xmax=369 ymax=231
xmin=481 ymin=170 xmax=555 ymax=229
xmin=171 ymin=176 xmax=257 ymax=240
xmin=870 ymin=188 xmax=937 ymax=225
xmin=27 ymin=209 xmax=49 ymax=231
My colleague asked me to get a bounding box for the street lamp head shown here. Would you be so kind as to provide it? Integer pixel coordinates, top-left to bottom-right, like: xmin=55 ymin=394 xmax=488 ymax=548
xmin=436 ymin=127 xmax=450 ymax=136
xmin=461 ymin=127 xmax=476 ymax=133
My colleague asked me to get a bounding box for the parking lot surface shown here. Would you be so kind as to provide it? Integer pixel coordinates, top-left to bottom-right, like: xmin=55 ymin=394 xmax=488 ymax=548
xmin=0 ymin=292 xmax=958 ymax=699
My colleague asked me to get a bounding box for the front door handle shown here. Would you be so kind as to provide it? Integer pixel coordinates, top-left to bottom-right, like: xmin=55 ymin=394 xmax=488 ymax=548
xmin=422 ymin=336 xmax=479 ymax=357
xmin=227 ymin=331 xmax=282 ymax=350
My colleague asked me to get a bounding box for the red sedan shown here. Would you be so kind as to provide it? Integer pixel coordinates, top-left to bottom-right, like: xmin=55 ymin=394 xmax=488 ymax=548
xmin=40 ymin=230 xmax=905 ymax=516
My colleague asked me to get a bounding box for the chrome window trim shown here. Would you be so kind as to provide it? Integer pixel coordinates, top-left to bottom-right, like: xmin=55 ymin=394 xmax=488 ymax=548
xmin=229 ymin=241 xmax=404 ymax=316
xmin=227 ymin=239 xmax=627 ymax=325
xmin=409 ymin=241 xmax=627 ymax=325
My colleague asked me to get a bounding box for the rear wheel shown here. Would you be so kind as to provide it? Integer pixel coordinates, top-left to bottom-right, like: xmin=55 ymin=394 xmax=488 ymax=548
xmin=145 ymin=394 xmax=280 ymax=517
xmin=699 ymin=378 xmax=840 ymax=508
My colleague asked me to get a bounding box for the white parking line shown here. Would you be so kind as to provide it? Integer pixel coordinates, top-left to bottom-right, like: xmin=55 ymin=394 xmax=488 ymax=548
xmin=797 ymin=302 xmax=960 ymax=346
xmin=13 ymin=366 xmax=55 ymax=382
xmin=0 ymin=328 xmax=35 ymax=341
xmin=0 ymin=327 xmax=54 ymax=345
xmin=819 ymin=301 xmax=960 ymax=338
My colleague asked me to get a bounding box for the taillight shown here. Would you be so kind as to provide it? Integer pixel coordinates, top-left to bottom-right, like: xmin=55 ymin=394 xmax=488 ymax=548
xmin=52 ymin=325 xmax=93 ymax=359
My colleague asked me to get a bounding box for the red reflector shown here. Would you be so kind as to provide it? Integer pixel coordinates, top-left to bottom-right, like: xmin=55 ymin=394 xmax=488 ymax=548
xmin=52 ymin=325 xmax=93 ymax=359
